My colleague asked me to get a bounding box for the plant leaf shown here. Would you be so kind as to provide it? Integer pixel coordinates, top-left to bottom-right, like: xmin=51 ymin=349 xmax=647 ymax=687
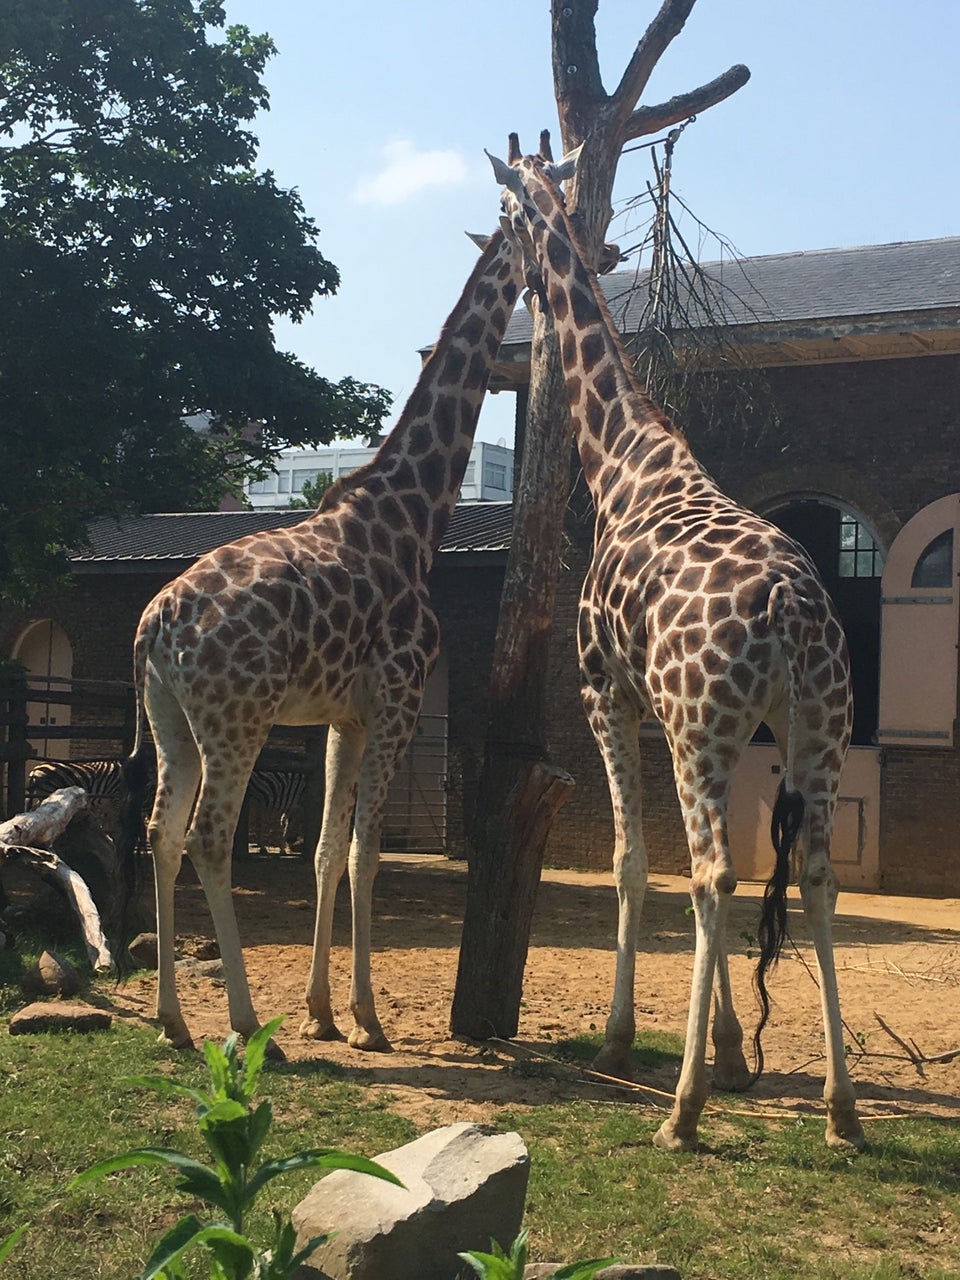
xmin=0 ymin=1224 xmax=28 ymax=1264
xmin=121 ymin=1074 xmax=213 ymax=1109
xmin=240 ymin=1017 xmax=284 ymax=1098
xmin=550 ymin=1260 xmax=620 ymax=1279
xmin=247 ymin=1150 xmax=402 ymax=1200
xmin=140 ymin=1215 xmax=255 ymax=1280
xmin=457 ymin=1250 xmax=508 ymax=1279
xmin=69 ymin=1148 xmax=218 ymax=1189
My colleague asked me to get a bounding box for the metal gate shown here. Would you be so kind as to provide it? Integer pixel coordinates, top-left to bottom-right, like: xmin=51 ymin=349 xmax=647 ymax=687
xmin=382 ymin=713 xmax=448 ymax=852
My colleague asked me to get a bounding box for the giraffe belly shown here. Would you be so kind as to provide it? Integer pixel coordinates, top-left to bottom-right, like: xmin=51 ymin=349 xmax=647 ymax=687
xmin=273 ymin=670 xmax=365 ymax=729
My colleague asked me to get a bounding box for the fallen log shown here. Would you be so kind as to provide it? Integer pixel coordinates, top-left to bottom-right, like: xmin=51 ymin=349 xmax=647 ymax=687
xmin=0 ymin=787 xmax=115 ymax=974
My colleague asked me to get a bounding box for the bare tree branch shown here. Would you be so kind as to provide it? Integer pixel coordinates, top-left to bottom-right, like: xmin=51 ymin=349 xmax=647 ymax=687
xmin=612 ymin=0 xmax=698 ymax=126
xmin=624 ymin=64 xmax=751 ymax=142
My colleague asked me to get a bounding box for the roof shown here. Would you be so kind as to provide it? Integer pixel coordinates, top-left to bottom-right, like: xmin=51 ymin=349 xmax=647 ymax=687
xmin=73 ymin=501 xmax=513 ymax=572
xmin=496 ymin=235 xmax=960 ymax=374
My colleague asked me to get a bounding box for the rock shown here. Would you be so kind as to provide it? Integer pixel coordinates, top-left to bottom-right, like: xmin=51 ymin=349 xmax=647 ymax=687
xmin=9 ymin=1001 xmax=112 ymax=1035
xmin=36 ymin=950 xmax=81 ymax=997
xmin=127 ymin=932 xmax=159 ymax=970
xmin=292 ymin=1122 xmax=529 ymax=1280
xmin=190 ymin=938 xmax=220 ymax=961
xmin=175 ymin=957 xmax=224 ymax=979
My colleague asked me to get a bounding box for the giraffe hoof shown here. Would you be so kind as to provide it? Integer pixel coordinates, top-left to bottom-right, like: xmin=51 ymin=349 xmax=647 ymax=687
xmin=263 ymin=1036 xmax=286 ymax=1063
xmin=826 ymin=1117 xmax=866 ymax=1152
xmin=159 ymin=1028 xmax=195 ymax=1052
xmin=712 ymin=1056 xmax=753 ymax=1093
xmin=347 ymin=1026 xmax=392 ymax=1053
xmin=590 ymin=1045 xmax=634 ymax=1083
xmin=653 ymin=1120 xmax=698 ymax=1153
xmin=299 ymin=1017 xmax=346 ymax=1042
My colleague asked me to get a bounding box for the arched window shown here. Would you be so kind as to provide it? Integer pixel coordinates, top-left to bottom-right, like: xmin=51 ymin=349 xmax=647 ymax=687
xmin=911 ymin=529 xmax=953 ymax=589
xmin=764 ymin=497 xmax=884 ymax=745
xmin=878 ymin=495 xmax=960 ymax=747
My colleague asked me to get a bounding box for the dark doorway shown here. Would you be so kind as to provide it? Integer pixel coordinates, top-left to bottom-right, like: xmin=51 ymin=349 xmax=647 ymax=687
xmin=767 ymin=500 xmax=882 ymax=746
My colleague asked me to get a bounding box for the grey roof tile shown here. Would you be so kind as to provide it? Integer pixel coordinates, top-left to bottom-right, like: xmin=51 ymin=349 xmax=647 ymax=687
xmin=75 ymin=501 xmax=512 ymax=565
xmin=502 ymin=236 xmax=960 ymax=345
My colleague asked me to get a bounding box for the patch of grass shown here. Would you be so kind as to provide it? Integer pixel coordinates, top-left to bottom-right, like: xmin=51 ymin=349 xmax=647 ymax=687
xmin=550 ymin=1029 xmax=684 ymax=1072
xmin=0 ymin=1022 xmax=416 ymax=1279
xmin=490 ymin=1098 xmax=960 ymax=1280
xmin=0 ymin=927 xmax=93 ymax=1013
xmin=1 ymin=1002 xmax=959 ymax=1280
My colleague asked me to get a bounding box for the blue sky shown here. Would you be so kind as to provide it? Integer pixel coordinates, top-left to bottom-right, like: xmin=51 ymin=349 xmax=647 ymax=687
xmin=224 ymin=0 xmax=960 ymax=447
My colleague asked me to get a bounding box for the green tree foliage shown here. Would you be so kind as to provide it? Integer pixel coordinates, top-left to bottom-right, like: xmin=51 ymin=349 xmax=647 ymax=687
xmin=287 ymin=470 xmax=334 ymax=510
xmin=0 ymin=0 xmax=391 ymax=601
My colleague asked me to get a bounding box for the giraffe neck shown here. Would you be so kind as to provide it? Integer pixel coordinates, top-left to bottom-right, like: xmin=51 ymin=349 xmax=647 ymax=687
xmin=314 ymin=230 xmax=521 ymax=568
xmin=518 ymin=165 xmax=699 ymax=520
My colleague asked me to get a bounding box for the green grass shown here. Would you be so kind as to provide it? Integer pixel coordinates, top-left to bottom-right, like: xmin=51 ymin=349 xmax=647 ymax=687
xmin=1 ymin=1015 xmax=958 ymax=1279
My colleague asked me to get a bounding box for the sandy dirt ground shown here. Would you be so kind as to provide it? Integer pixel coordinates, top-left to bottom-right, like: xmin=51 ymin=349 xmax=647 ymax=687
xmin=109 ymin=853 xmax=960 ymax=1135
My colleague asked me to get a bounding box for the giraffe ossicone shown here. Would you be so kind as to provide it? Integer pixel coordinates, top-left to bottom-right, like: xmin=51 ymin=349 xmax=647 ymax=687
xmin=491 ymin=137 xmax=864 ymax=1152
xmin=117 ymin=227 xmax=523 ymax=1058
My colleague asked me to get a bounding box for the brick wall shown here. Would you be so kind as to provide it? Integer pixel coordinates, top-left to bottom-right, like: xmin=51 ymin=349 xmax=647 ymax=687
xmin=880 ymin=748 xmax=960 ymax=896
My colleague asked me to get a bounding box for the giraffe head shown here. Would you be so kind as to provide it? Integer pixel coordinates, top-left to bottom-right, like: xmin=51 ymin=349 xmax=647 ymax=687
xmin=487 ymin=135 xmax=623 ymax=280
xmin=486 ymin=134 xmax=581 ymax=269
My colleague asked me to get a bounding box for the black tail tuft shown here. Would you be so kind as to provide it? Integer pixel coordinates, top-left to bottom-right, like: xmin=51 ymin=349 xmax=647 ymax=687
xmin=113 ymin=743 xmax=153 ymax=973
xmin=747 ymin=778 xmax=805 ymax=1086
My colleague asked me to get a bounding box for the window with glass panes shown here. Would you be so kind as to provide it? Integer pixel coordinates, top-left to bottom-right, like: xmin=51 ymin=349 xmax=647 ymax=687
xmin=838 ymin=514 xmax=883 ymax=578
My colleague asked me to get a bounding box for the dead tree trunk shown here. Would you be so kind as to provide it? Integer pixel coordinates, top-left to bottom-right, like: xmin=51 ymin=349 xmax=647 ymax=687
xmin=451 ymin=305 xmax=576 ymax=1037
xmin=451 ymin=0 xmax=749 ymax=1040
xmin=0 ymin=787 xmax=115 ymax=973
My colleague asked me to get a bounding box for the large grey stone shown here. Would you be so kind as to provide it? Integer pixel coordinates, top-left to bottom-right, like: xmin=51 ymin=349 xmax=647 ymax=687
xmin=292 ymin=1122 xmax=529 ymax=1280
xmin=36 ymin=950 xmax=82 ymax=997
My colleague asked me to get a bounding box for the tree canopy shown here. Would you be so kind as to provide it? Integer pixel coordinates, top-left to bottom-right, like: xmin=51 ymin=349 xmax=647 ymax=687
xmin=0 ymin=0 xmax=391 ymax=601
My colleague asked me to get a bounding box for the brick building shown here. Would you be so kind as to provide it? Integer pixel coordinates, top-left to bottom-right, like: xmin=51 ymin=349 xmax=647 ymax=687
xmin=3 ymin=236 xmax=959 ymax=894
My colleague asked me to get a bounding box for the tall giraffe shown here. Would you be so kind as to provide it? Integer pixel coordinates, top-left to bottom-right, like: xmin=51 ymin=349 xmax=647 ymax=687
xmin=489 ymin=142 xmax=864 ymax=1152
xmin=119 ymin=228 xmax=522 ymax=1055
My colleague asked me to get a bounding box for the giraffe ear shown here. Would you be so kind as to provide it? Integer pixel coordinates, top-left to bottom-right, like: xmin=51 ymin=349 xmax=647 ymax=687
xmin=465 ymin=231 xmax=491 ymax=250
xmin=546 ymin=143 xmax=583 ymax=184
xmin=485 ymin=149 xmax=524 ymax=195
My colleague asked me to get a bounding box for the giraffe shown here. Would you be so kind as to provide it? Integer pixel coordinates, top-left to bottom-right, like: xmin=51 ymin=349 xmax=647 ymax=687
xmin=488 ymin=140 xmax=865 ymax=1152
xmin=118 ymin=227 xmax=522 ymax=1055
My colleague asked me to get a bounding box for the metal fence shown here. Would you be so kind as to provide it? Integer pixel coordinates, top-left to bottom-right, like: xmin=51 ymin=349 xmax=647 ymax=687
xmin=1 ymin=677 xmax=449 ymax=854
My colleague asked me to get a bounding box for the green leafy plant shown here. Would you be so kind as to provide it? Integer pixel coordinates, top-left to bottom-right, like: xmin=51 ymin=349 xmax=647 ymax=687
xmin=459 ymin=1227 xmax=616 ymax=1280
xmin=69 ymin=1018 xmax=401 ymax=1279
xmin=0 ymin=1224 xmax=28 ymax=1264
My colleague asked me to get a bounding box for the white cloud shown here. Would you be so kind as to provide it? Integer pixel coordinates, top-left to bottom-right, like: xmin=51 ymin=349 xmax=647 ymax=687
xmin=352 ymin=139 xmax=470 ymax=206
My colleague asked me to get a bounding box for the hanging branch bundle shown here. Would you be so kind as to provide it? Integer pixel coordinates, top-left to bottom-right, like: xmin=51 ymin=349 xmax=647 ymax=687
xmin=615 ymin=121 xmax=782 ymax=447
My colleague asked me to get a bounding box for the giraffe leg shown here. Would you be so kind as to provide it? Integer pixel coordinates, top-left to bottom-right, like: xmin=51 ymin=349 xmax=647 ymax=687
xmin=798 ymin=829 xmax=865 ymax=1150
xmin=346 ymin=699 xmax=420 ymax=1052
xmin=301 ymin=724 xmax=365 ymax=1041
xmin=655 ymin=776 xmax=739 ymax=1152
xmin=185 ymin=737 xmax=276 ymax=1052
xmin=582 ymin=686 xmax=646 ymax=1082
xmin=144 ymin=681 xmax=201 ymax=1051
xmin=711 ymin=942 xmax=751 ymax=1092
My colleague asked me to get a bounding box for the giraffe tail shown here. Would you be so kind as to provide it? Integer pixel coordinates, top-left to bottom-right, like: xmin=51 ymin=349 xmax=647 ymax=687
xmin=114 ymin=620 xmax=156 ymax=969
xmin=748 ymin=581 xmax=811 ymax=1083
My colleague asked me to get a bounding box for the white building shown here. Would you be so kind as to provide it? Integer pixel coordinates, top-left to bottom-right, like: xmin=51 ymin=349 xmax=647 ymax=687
xmin=245 ymin=440 xmax=514 ymax=510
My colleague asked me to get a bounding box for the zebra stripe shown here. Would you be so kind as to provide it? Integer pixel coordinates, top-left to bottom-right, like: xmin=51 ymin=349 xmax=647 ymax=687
xmin=26 ymin=759 xmax=308 ymax=837
xmin=26 ymin=759 xmax=125 ymax=805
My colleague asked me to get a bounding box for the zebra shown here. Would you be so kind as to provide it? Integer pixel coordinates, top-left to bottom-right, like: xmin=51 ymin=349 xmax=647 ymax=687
xmin=245 ymin=769 xmax=307 ymax=854
xmin=26 ymin=758 xmax=309 ymax=853
xmin=26 ymin=758 xmax=128 ymax=806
